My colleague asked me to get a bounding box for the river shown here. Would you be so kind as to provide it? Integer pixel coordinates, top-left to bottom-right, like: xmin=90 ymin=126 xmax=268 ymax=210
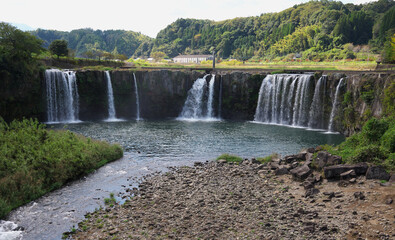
xmin=4 ymin=120 xmax=344 ymax=240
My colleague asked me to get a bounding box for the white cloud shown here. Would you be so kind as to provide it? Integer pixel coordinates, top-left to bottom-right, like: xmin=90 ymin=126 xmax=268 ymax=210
xmin=0 ymin=0 xmax=376 ymax=37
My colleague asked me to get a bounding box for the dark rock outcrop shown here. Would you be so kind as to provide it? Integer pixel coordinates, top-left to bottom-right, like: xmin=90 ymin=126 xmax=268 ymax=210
xmin=324 ymin=163 xmax=368 ymax=179
xmin=365 ymin=166 xmax=391 ymax=180
xmin=314 ymin=151 xmax=342 ymax=170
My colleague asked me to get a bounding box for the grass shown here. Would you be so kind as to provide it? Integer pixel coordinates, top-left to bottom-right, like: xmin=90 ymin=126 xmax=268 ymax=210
xmin=104 ymin=193 xmax=117 ymax=207
xmin=131 ymin=60 xmax=378 ymax=71
xmin=0 ymin=118 xmax=123 ymax=219
xmin=257 ymin=153 xmax=280 ymax=164
xmin=216 ymin=154 xmax=243 ymax=163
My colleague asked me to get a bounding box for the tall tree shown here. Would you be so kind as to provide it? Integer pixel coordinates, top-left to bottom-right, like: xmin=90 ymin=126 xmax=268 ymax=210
xmin=49 ymin=39 xmax=69 ymax=59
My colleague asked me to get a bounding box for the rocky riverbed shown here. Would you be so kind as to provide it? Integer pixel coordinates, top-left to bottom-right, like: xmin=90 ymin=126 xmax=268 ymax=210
xmin=69 ymin=157 xmax=394 ymax=240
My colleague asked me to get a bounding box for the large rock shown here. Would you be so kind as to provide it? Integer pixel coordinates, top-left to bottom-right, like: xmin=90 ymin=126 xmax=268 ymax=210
xmin=324 ymin=163 xmax=368 ymax=179
xmin=366 ymin=166 xmax=391 ymax=181
xmin=282 ymin=153 xmax=306 ymax=164
xmin=275 ymin=167 xmax=290 ymax=176
xmin=290 ymin=165 xmax=312 ymax=181
xmin=315 ymin=151 xmax=342 ymax=170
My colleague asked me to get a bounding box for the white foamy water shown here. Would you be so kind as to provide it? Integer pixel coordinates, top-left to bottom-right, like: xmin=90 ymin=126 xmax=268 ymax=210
xmin=0 ymin=221 xmax=22 ymax=240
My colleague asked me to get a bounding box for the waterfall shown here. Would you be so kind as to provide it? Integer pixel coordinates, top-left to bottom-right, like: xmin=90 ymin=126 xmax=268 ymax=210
xmin=328 ymin=78 xmax=345 ymax=132
xmin=105 ymin=71 xmax=117 ymax=120
xmin=308 ymin=76 xmax=327 ymax=129
xmin=254 ymin=74 xmax=313 ymax=127
xmin=133 ymin=73 xmax=141 ymax=120
xmin=178 ymin=74 xmax=219 ymax=121
xmin=207 ymin=74 xmax=215 ymax=118
xmin=218 ymin=75 xmax=223 ymax=118
xmin=45 ymin=69 xmax=79 ymax=123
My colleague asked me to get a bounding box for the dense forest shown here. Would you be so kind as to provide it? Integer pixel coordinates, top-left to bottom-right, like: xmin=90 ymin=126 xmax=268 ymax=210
xmin=31 ymin=28 xmax=151 ymax=58
xmin=30 ymin=0 xmax=395 ymax=62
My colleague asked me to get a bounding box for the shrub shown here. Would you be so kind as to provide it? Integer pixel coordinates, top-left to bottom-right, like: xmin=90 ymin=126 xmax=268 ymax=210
xmin=348 ymin=145 xmax=387 ymax=165
xmin=362 ymin=118 xmax=389 ymax=143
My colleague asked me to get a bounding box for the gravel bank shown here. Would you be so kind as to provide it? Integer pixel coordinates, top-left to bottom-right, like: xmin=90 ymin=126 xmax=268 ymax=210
xmin=70 ymin=160 xmax=394 ymax=240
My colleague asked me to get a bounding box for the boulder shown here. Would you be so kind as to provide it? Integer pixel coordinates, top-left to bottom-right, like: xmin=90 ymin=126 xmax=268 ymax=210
xmin=275 ymin=167 xmax=290 ymax=176
xmin=305 ymin=153 xmax=314 ymax=162
xmin=290 ymin=165 xmax=312 ymax=181
xmin=282 ymin=153 xmax=306 ymax=164
xmin=324 ymin=163 xmax=368 ymax=179
xmin=365 ymin=166 xmax=391 ymax=181
xmin=269 ymin=161 xmax=280 ymax=170
xmin=315 ymin=151 xmax=342 ymax=170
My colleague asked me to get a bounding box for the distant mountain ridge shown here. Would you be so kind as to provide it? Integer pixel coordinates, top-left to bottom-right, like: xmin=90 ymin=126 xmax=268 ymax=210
xmin=31 ymin=0 xmax=395 ymax=60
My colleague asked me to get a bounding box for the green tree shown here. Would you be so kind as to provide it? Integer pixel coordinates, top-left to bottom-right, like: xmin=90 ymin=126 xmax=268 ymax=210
xmin=49 ymin=39 xmax=69 ymax=59
xmin=151 ymin=51 xmax=166 ymax=62
xmin=333 ymin=11 xmax=373 ymax=45
xmin=382 ymin=33 xmax=395 ymax=63
xmin=0 ymin=22 xmax=44 ymax=121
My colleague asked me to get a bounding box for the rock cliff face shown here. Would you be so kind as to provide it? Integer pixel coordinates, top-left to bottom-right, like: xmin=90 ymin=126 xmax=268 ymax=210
xmin=2 ymin=69 xmax=393 ymax=136
xmin=220 ymin=72 xmax=263 ymax=120
xmin=335 ymin=73 xmax=394 ymax=136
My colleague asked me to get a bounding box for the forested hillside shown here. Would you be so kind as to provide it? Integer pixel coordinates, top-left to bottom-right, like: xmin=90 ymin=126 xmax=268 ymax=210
xmin=148 ymin=0 xmax=394 ymax=61
xmin=31 ymin=28 xmax=151 ymax=58
xmin=30 ymin=0 xmax=395 ymax=62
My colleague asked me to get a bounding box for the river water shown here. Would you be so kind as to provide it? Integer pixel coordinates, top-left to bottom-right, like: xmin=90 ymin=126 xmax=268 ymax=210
xmin=5 ymin=120 xmax=344 ymax=240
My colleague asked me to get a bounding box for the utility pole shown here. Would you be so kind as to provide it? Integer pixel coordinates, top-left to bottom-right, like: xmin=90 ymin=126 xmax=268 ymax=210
xmin=212 ymin=50 xmax=215 ymax=69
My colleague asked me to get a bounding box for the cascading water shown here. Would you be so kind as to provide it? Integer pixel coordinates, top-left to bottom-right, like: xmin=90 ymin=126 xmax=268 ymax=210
xmin=105 ymin=71 xmax=117 ymax=120
xmin=308 ymin=76 xmax=327 ymax=129
xmin=178 ymin=74 xmax=219 ymax=121
xmin=133 ymin=73 xmax=141 ymax=120
xmin=327 ymin=78 xmax=345 ymax=132
xmin=254 ymin=74 xmax=313 ymax=127
xmin=207 ymin=74 xmax=215 ymax=118
xmin=45 ymin=69 xmax=79 ymax=123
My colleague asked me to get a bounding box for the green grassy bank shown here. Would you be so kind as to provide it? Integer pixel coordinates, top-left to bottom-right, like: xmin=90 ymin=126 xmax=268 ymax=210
xmin=0 ymin=119 xmax=123 ymax=219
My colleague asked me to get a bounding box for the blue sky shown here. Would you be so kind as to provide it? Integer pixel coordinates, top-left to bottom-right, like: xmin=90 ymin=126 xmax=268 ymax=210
xmin=1 ymin=0 xmax=370 ymax=37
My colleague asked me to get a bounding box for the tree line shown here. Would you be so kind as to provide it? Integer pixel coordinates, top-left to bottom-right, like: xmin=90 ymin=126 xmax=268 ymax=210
xmin=3 ymin=0 xmax=395 ymax=63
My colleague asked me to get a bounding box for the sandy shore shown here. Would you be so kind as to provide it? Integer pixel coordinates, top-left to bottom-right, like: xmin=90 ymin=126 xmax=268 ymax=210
xmin=69 ymin=160 xmax=394 ymax=240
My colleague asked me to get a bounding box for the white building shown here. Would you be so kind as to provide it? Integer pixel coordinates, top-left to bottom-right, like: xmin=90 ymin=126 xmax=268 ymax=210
xmin=173 ymin=54 xmax=214 ymax=64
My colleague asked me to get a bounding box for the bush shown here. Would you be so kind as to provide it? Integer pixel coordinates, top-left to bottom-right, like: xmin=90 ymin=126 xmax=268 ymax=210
xmin=348 ymin=145 xmax=387 ymax=165
xmin=362 ymin=118 xmax=389 ymax=143
xmin=329 ymin=117 xmax=395 ymax=171
xmin=381 ymin=123 xmax=395 ymax=152
xmin=0 ymin=118 xmax=123 ymax=219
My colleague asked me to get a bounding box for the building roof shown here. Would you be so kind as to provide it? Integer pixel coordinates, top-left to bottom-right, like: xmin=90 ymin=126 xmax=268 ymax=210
xmin=173 ymin=54 xmax=212 ymax=58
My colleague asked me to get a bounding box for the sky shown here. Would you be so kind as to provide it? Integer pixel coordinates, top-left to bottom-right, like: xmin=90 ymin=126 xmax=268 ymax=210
xmin=1 ymin=0 xmax=371 ymax=38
